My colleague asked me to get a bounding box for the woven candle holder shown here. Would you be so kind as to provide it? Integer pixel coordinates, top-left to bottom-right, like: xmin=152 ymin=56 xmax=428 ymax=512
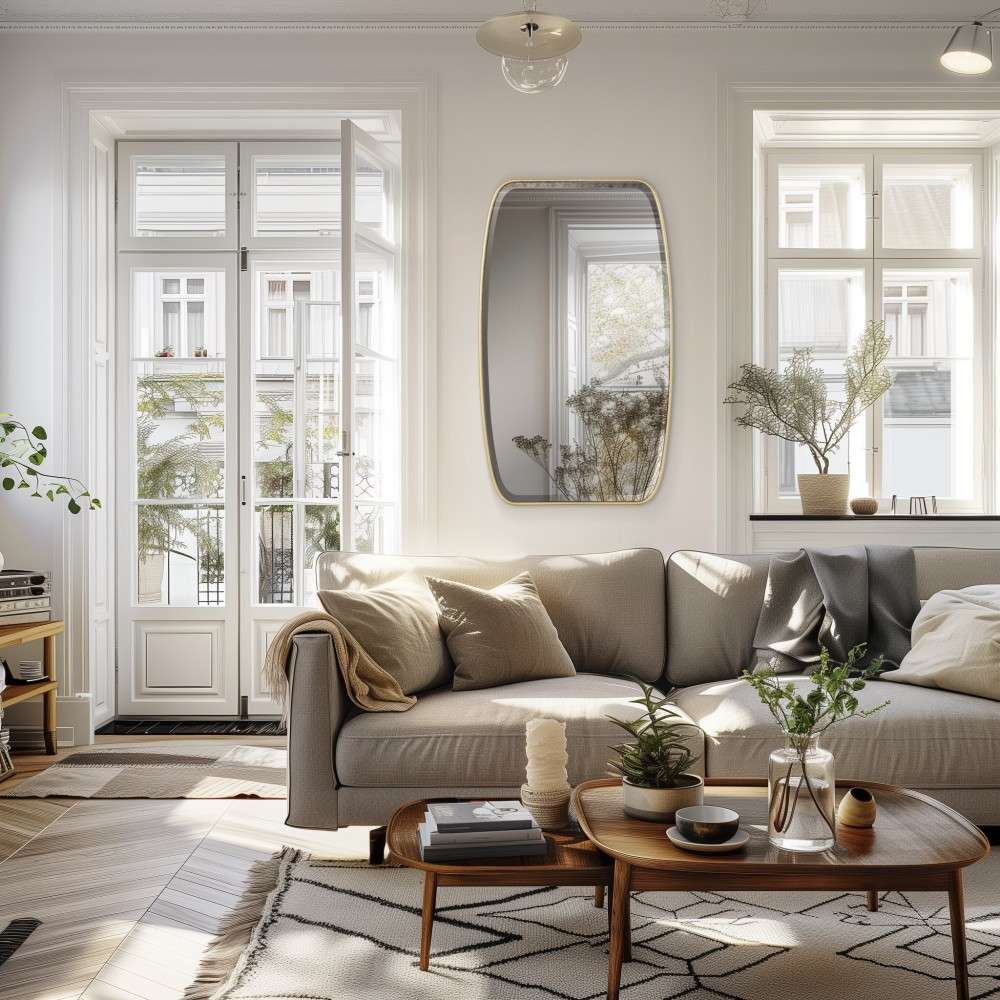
xmin=520 ymin=783 xmax=571 ymax=831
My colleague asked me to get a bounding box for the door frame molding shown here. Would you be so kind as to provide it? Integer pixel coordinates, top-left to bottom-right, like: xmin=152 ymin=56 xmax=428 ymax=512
xmin=61 ymin=82 xmax=437 ymax=725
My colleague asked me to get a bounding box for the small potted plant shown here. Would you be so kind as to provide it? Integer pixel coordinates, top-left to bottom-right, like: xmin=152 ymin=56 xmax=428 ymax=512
xmin=742 ymin=644 xmax=888 ymax=852
xmin=606 ymin=682 xmax=703 ymax=822
xmin=724 ymin=321 xmax=892 ymax=515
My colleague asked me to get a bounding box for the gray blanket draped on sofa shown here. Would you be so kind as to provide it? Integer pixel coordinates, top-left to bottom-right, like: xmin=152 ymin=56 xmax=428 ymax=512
xmin=752 ymin=545 xmax=920 ymax=673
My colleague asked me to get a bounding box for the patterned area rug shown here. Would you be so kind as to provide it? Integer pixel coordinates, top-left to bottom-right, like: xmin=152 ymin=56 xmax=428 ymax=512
xmin=186 ymin=848 xmax=1000 ymax=1000
xmin=0 ymin=742 xmax=286 ymax=799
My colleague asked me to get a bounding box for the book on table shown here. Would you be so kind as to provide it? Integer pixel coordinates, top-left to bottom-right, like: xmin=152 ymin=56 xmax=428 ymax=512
xmin=418 ymin=800 xmax=546 ymax=861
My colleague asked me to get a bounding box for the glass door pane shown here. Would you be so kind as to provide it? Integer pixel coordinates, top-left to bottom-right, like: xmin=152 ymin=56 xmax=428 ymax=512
xmin=128 ymin=264 xmax=230 ymax=606
xmin=343 ymin=121 xmax=402 ymax=551
xmin=240 ymin=142 xmax=341 ymax=249
xmin=117 ymin=142 xmax=238 ymax=251
xmin=879 ymin=266 xmax=977 ymax=501
xmin=250 ymin=261 xmax=341 ymax=606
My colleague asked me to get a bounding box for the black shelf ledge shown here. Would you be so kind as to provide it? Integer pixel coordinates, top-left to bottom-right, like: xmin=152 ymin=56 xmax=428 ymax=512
xmin=750 ymin=514 xmax=1000 ymax=521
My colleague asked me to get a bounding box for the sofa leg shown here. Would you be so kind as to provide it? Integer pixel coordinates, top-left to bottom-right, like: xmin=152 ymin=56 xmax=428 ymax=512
xmin=369 ymin=826 xmax=387 ymax=865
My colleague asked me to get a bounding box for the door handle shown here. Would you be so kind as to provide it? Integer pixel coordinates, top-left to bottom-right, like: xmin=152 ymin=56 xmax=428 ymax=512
xmin=240 ymin=474 xmax=247 ymax=507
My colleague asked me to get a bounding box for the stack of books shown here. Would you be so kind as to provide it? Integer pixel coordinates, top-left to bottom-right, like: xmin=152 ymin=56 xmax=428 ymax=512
xmin=0 ymin=570 xmax=51 ymax=625
xmin=418 ymin=800 xmax=547 ymax=862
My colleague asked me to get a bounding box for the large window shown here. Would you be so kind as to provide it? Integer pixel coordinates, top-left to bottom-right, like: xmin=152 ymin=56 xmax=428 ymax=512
xmin=762 ymin=149 xmax=984 ymax=511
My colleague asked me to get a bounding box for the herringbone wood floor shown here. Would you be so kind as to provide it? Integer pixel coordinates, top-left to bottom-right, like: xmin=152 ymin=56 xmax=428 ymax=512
xmin=0 ymin=736 xmax=366 ymax=1000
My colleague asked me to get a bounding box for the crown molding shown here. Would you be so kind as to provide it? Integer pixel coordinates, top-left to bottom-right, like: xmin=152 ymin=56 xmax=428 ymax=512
xmin=0 ymin=20 xmax=969 ymax=33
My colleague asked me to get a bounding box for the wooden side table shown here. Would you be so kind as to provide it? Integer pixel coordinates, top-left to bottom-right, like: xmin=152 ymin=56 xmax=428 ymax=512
xmin=574 ymin=777 xmax=990 ymax=1000
xmin=386 ymin=798 xmax=612 ymax=971
xmin=0 ymin=620 xmax=64 ymax=768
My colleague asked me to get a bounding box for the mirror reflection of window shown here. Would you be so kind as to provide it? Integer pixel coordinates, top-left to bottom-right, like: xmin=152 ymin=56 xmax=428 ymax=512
xmin=483 ymin=182 xmax=671 ymax=503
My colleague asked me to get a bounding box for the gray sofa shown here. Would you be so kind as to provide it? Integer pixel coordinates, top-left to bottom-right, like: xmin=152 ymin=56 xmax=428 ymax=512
xmin=285 ymin=547 xmax=1000 ymax=831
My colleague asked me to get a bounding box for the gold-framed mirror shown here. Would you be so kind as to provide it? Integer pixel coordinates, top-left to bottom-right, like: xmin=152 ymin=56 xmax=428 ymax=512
xmin=481 ymin=179 xmax=672 ymax=504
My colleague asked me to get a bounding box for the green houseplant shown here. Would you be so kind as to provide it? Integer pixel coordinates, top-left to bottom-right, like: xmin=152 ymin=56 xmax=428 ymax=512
xmin=0 ymin=414 xmax=101 ymax=573
xmin=606 ymin=682 xmax=703 ymax=822
xmin=723 ymin=320 xmax=893 ymax=514
xmin=742 ymin=644 xmax=889 ymax=852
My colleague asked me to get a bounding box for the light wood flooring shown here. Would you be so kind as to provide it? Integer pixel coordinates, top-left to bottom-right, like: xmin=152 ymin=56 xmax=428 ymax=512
xmin=0 ymin=736 xmax=368 ymax=1000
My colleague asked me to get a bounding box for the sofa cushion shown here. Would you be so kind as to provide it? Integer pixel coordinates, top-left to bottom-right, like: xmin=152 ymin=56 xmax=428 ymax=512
xmin=317 ymin=548 xmax=666 ymax=682
xmin=427 ymin=572 xmax=575 ymax=691
xmin=671 ymin=675 xmax=1000 ymax=790
xmin=317 ymin=575 xmax=451 ymax=695
xmin=336 ymin=674 xmax=703 ymax=788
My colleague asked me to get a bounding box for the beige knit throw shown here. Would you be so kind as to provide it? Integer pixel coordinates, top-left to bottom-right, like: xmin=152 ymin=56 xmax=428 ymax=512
xmin=262 ymin=612 xmax=416 ymax=720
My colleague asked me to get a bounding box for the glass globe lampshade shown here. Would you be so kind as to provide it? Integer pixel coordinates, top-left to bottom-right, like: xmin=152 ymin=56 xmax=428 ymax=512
xmin=501 ymin=54 xmax=569 ymax=94
xmin=477 ymin=8 xmax=581 ymax=95
xmin=940 ymin=22 xmax=993 ymax=75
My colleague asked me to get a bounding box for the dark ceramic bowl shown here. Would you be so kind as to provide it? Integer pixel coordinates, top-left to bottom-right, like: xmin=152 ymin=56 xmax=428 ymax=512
xmin=675 ymin=805 xmax=740 ymax=844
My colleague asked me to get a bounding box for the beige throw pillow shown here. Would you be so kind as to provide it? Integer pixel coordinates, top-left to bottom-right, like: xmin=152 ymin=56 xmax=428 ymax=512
xmin=427 ymin=571 xmax=576 ymax=692
xmin=887 ymin=585 xmax=1000 ymax=701
xmin=317 ymin=575 xmax=452 ymax=696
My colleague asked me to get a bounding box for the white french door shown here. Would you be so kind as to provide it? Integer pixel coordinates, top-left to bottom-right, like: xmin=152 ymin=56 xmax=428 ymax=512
xmin=116 ymin=128 xmax=400 ymax=717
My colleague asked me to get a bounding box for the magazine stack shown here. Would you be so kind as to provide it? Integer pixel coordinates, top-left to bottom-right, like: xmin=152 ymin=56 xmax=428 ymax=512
xmin=418 ymin=800 xmax=547 ymax=862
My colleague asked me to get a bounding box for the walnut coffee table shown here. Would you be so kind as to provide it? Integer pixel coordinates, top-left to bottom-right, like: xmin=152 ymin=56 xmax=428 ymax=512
xmin=573 ymin=777 xmax=989 ymax=1000
xmin=386 ymin=798 xmax=612 ymax=971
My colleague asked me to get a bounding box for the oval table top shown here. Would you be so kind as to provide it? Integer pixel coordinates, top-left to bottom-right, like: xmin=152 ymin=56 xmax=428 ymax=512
xmin=573 ymin=778 xmax=989 ymax=876
xmin=386 ymin=798 xmax=612 ymax=877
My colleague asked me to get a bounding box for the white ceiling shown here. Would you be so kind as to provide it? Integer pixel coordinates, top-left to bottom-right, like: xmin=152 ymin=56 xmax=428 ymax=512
xmin=0 ymin=1 xmax=990 ymax=25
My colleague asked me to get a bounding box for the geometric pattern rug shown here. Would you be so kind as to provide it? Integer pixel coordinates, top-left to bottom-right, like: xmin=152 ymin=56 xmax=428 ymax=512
xmin=186 ymin=847 xmax=1000 ymax=1000
xmin=0 ymin=742 xmax=286 ymax=799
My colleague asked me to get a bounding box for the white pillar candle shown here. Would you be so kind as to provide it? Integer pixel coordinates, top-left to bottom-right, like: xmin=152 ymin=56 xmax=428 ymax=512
xmin=525 ymin=718 xmax=569 ymax=793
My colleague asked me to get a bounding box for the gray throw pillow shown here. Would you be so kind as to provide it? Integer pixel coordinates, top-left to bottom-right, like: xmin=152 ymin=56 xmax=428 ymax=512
xmin=427 ymin=571 xmax=576 ymax=691
xmin=317 ymin=575 xmax=452 ymax=696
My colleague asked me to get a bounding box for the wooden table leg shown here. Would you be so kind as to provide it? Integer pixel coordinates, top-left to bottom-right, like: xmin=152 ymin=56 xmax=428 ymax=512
xmin=43 ymin=634 xmax=57 ymax=755
xmin=419 ymin=871 xmax=437 ymax=972
xmin=866 ymin=890 xmax=879 ymax=912
xmin=948 ymin=870 xmax=970 ymax=1000
xmin=607 ymin=861 xmax=631 ymax=1000
xmin=595 ymin=884 xmax=605 ymax=909
xmin=623 ymin=887 xmax=631 ymax=962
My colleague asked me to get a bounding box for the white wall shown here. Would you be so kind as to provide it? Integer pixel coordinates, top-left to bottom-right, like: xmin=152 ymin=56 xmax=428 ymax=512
xmin=0 ymin=24 xmax=984 ymax=577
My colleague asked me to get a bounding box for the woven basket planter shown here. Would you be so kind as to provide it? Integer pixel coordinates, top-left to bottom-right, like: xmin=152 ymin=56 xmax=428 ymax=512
xmin=797 ymin=473 xmax=850 ymax=515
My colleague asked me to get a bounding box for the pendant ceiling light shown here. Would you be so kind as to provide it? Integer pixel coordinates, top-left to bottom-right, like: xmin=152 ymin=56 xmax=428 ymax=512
xmin=476 ymin=3 xmax=582 ymax=94
xmin=941 ymin=9 xmax=998 ymax=75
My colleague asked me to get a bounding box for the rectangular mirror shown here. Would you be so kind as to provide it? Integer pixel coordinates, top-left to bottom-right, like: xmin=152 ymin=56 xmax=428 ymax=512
xmin=482 ymin=180 xmax=672 ymax=503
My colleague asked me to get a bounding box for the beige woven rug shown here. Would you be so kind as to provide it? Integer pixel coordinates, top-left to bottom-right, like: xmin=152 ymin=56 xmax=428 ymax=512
xmin=185 ymin=847 xmax=1000 ymax=1000
xmin=0 ymin=742 xmax=286 ymax=799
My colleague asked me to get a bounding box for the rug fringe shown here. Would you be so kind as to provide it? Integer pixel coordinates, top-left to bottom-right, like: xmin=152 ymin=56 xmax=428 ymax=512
xmin=182 ymin=848 xmax=294 ymax=1000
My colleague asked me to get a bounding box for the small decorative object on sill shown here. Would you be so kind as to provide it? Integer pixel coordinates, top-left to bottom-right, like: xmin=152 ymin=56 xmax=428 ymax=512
xmin=154 ymin=346 xmax=175 ymax=358
xmin=850 ymin=496 xmax=879 ymax=517
xmin=742 ymin=644 xmax=889 ymax=853
xmin=909 ymin=495 xmax=938 ymax=515
xmin=193 ymin=346 xmax=208 ymax=358
xmin=607 ymin=682 xmax=704 ymax=822
xmin=837 ymin=786 xmax=877 ymax=828
xmin=520 ymin=718 xmax=571 ymax=830
xmin=724 ymin=321 xmax=893 ymax=516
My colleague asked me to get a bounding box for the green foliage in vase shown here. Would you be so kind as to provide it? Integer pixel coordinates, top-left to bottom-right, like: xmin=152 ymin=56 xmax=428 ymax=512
xmin=741 ymin=644 xmax=889 ymax=751
xmin=724 ymin=321 xmax=893 ymax=474
xmin=513 ymin=378 xmax=667 ymax=502
xmin=0 ymin=414 xmax=100 ymax=513
xmin=606 ymin=682 xmax=701 ymax=788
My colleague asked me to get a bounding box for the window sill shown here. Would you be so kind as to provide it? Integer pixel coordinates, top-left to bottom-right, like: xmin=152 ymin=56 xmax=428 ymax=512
xmin=749 ymin=514 xmax=1000 ymax=521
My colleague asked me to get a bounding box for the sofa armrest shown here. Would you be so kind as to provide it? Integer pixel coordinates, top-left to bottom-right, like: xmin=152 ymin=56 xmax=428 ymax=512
xmin=285 ymin=632 xmax=348 ymax=830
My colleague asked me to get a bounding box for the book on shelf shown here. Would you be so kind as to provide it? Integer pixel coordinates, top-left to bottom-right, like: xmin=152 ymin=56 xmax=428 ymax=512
xmin=426 ymin=800 xmax=535 ymax=834
xmin=0 ymin=611 xmax=51 ymax=626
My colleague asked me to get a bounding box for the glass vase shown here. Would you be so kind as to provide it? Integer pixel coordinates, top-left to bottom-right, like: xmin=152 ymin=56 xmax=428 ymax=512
xmin=767 ymin=733 xmax=836 ymax=852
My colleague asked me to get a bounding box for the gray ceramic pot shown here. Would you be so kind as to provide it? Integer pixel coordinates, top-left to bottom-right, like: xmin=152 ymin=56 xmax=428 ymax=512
xmin=622 ymin=774 xmax=704 ymax=822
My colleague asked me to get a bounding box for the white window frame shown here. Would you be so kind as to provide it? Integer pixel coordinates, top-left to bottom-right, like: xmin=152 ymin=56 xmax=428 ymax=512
xmin=116 ymin=141 xmax=238 ymax=252
xmin=762 ymin=146 xmax=986 ymax=513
